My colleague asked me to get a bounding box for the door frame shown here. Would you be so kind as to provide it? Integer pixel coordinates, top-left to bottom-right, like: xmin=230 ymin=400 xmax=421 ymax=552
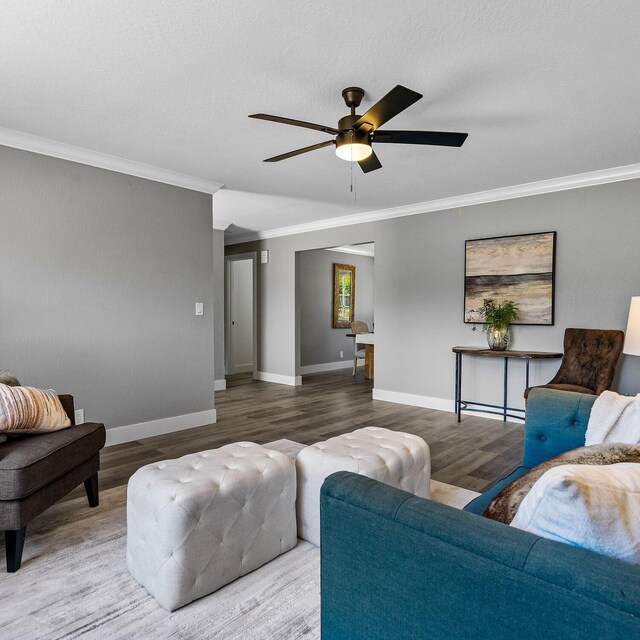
xmin=225 ymin=252 xmax=258 ymax=378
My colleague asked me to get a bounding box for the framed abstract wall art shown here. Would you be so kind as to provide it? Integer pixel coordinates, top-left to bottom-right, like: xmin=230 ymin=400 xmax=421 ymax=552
xmin=464 ymin=231 xmax=556 ymax=325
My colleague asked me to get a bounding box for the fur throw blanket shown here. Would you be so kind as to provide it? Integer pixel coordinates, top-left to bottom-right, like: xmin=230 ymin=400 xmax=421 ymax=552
xmin=585 ymin=390 xmax=640 ymax=445
xmin=0 ymin=371 xmax=20 ymax=387
xmin=484 ymin=443 xmax=640 ymax=524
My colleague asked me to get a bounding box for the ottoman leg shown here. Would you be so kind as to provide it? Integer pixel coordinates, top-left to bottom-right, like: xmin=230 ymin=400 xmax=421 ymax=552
xmin=84 ymin=473 xmax=99 ymax=508
xmin=5 ymin=527 xmax=27 ymax=573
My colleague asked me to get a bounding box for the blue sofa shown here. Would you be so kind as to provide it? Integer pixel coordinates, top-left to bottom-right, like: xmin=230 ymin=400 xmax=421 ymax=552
xmin=320 ymin=389 xmax=640 ymax=639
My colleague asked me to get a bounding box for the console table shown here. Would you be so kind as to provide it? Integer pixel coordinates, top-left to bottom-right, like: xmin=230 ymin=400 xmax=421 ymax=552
xmin=452 ymin=347 xmax=562 ymax=422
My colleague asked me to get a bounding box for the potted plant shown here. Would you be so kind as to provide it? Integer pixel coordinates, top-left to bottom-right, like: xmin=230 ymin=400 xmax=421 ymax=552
xmin=477 ymin=298 xmax=519 ymax=350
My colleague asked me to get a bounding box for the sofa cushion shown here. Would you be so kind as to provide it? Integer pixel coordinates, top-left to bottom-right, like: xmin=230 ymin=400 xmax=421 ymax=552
xmin=0 ymin=384 xmax=71 ymax=434
xmin=0 ymin=422 xmax=106 ymax=499
xmin=484 ymin=443 xmax=640 ymax=524
xmin=463 ymin=466 xmax=528 ymax=515
xmin=511 ymin=463 xmax=640 ymax=564
xmin=0 ymin=456 xmax=100 ymax=530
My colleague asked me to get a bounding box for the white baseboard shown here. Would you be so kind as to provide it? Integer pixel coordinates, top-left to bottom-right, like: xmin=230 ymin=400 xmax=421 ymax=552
xmin=373 ymin=389 xmax=454 ymax=412
xmin=214 ymin=379 xmax=227 ymax=391
xmin=255 ymin=371 xmax=302 ymax=386
xmin=372 ymin=388 xmax=521 ymax=423
xmin=299 ymin=360 xmax=357 ymax=375
xmin=105 ymin=409 xmax=217 ymax=447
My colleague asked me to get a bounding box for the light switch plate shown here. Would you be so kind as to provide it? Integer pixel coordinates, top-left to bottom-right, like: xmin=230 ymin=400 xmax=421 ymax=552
xmin=195 ymin=302 xmax=204 ymax=316
xmin=261 ymin=250 xmax=269 ymax=264
xmin=74 ymin=409 xmax=85 ymax=424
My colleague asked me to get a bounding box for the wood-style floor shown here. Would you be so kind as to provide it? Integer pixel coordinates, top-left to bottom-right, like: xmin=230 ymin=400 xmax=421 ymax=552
xmin=72 ymin=369 xmax=524 ymax=500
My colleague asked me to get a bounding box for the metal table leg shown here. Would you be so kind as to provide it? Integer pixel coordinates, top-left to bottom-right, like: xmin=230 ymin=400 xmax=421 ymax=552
xmin=455 ymin=352 xmax=462 ymax=422
xmin=503 ymin=357 xmax=509 ymax=422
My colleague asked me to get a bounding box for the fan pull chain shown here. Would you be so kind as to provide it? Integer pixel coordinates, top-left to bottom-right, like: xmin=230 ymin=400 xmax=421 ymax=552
xmin=352 ymin=166 xmax=357 ymax=202
xmin=350 ymin=151 xmax=353 ymax=196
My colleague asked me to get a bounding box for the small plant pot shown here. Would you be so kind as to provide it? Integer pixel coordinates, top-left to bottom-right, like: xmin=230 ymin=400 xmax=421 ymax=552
xmin=487 ymin=326 xmax=511 ymax=351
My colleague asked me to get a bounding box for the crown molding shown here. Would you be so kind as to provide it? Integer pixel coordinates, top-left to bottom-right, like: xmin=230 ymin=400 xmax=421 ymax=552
xmin=224 ymin=162 xmax=640 ymax=245
xmin=0 ymin=127 xmax=224 ymax=194
xmin=212 ymin=219 xmax=232 ymax=231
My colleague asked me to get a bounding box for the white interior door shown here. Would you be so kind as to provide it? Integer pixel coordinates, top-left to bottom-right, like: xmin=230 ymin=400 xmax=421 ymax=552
xmin=228 ymin=258 xmax=254 ymax=374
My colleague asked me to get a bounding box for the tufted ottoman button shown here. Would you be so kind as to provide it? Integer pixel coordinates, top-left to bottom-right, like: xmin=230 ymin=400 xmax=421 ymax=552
xmin=295 ymin=426 xmax=430 ymax=546
xmin=126 ymin=442 xmax=296 ymax=611
xmin=539 ymin=434 xmax=547 ymax=441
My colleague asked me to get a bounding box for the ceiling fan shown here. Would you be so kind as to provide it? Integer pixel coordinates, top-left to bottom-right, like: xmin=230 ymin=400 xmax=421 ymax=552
xmin=249 ymin=85 xmax=468 ymax=173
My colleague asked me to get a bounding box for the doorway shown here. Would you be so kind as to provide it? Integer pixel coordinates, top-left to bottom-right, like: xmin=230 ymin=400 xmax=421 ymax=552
xmin=295 ymin=242 xmax=374 ymax=381
xmin=225 ymin=254 xmax=257 ymax=377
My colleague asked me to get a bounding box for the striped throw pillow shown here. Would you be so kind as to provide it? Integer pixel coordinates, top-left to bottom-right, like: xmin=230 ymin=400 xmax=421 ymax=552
xmin=0 ymin=384 xmax=72 ymax=434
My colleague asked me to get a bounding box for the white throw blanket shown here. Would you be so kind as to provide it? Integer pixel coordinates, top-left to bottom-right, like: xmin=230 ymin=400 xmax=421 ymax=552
xmin=585 ymin=390 xmax=640 ymax=445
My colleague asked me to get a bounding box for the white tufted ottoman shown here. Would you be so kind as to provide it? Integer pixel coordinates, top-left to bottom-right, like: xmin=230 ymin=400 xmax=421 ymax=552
xmin=126 ymin=442 xmax=297 ymax=611
xmin=296 ymin=427 xmax=430 ymax=546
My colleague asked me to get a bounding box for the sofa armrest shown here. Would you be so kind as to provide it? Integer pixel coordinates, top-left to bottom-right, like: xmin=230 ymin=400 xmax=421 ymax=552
xmin=522 ymin=388 xmax=597 ymax=468
xmin=57 ymin=394 xmax=75 ymax=425
xmin=320 ymin=472 xmax=640 ymax=640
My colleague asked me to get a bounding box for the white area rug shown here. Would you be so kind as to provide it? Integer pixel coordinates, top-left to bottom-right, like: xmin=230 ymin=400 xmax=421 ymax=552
xmin=0 ymin=482 xmax=320 ymax=640
xmin=0 ymin=439 xmax=478 ymax=639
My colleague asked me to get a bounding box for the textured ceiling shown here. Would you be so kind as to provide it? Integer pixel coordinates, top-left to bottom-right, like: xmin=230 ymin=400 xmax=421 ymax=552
xmin=2 ymin=1 xmax=640 ymax=233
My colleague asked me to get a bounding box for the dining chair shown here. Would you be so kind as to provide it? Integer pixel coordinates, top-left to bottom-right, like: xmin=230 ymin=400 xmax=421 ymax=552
xmin=350 ymin=320 xmax=370 ymax=376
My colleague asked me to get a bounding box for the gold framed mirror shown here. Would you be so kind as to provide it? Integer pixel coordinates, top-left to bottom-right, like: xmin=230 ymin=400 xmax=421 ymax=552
xmin=333 ymin=263 xmax=356 ymax=328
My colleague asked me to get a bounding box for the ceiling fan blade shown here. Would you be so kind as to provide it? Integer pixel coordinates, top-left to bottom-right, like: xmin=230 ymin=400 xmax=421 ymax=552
xmin=373 ymin=130 xmax=468 ymax=147
xmin=263 ymin=140 xmax=334 ymax=163
xmin=249 ymin=113 xmax=339 ymax=135
xmin=353 ymin=85 xmax=422 ymax=131
xmin=358 ymin=151 xmax=382 ymax=173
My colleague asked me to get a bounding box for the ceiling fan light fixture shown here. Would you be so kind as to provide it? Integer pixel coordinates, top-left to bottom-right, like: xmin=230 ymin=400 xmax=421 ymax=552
xmin=251 ymin=84 xmax=467 ymax=171
xmin=335 ymin=131 xmax=372 ymax=162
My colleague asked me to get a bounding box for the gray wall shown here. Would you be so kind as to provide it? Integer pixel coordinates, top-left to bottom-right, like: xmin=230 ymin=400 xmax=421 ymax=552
xmin=299 ymin=249 xmax=374 ymax=367
xmin=213 ymin=229 xmax=226 ymax=382
xmin=0 ymin=146 xmax=216 ymax=429
xmin=226 ymin=178 xmax=640 ymax=408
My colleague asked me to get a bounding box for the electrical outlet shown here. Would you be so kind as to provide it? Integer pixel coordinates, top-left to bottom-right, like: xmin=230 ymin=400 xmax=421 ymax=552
xmin=74 ymin=409 xmax=85 ymax=424
xmin=339 ymin=351 xmax=344 ymax=359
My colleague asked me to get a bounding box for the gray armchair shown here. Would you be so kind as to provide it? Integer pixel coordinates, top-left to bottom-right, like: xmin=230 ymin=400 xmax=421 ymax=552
xmin=0 ymin=395 xmax=105 ymax=572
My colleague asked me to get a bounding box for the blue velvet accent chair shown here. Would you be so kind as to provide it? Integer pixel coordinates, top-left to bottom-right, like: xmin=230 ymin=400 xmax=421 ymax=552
xmin=319 ymin=389 xmax=640 ymax=639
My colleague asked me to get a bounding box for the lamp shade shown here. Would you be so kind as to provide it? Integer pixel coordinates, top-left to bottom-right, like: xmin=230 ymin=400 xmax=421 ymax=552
xmin=624 ymin=297 xmax=640 ymax=356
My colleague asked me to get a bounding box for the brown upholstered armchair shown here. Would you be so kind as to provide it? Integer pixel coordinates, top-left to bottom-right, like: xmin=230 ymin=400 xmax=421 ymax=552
xmin=524 ymin=328 xmax=625 ymax=399
xmin=0 ymin=395 xmax=105 ymax=572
